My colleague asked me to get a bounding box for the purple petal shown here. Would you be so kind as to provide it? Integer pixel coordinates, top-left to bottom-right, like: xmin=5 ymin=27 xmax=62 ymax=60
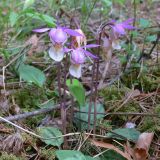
xmin=122 ymin=18 xmax=134 ymax=25
xmin=82 ymin=44 xmax=100 ymax=48
xmin=83 ymin=49 xmax=98 ymax=59
xmin=64 ymin=28 xmax=82 ymax=36
xmin=63 ymin=47 xmax=72 ymax=53
xmin=32 ymin=28 xmax=51 ymax=33
xmin=49 ymin=28 xmax=67 ymax=44
xmin=113 ymin=24 xmax=126 ymax=35
xmin=122 ymin=24 xmax=136 ymax=30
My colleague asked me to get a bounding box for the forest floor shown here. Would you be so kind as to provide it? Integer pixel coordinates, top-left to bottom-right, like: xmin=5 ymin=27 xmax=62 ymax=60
xmin=0 ymin=0 xmax=160 ymax=160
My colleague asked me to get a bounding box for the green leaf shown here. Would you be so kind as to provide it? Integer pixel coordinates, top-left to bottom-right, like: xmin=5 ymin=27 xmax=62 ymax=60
xmin=38 ymin=127 xmax=63 ymax=147
xmin=9 ymin=12 xmax=19 ymax=27
xmin=55 ymin=150 xmax=86 ymax=160
xmin=39 ymin=100 xmax=54 ymax=108
xmin=102 ymin=0 xmax=112 ymax=7
xmin=85 ymin=156 xmax=100 ymax=160
xmin=66 ymin=79 xmax=85 ymax=106
xmin=18 ymin=64 xmax=46 ymax=87
xmin=139 ymin=18 xmax=150 ymax=28
xmin=75 ymin=102 xmax=105 ymax=130
xmin=106 ymin=128 xmax=140 ymax=141
xmin=23 ymin=0 xmax=35 ymax=10
xmin=40 ymin=14 xmax=56 ymax=27
xmin=145 ymin=35 xmax=157 ymax=42
xmin=25 ymin=11 xmax=55 ymax=27
xmin=101 ymin=150 xmax=126 ymax=160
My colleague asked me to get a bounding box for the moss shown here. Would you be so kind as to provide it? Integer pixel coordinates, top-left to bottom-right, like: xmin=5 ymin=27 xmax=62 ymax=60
xmin=121 ymin=65 xmax=160 ymax=92
xmin=39 ymin=148 xmax=55 ymax=160
xmin=139 ymin=105 xmax=160 ymax=132
xmin=99 ymin=86 xmax=125 ymax=102
xmin=13 ymin=85 xmax=48 ymax=112
xmin=0 ymin=152 xmax=24 ymax=160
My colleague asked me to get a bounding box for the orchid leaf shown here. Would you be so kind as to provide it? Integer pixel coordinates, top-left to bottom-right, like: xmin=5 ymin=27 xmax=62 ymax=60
xmin=55 ymin=150 xmax=86 ymax=160
xmin=106 ymin=128 xmax=140 ymax=141
xmin=23 ymin=0 xmax=35 ymax=10
xmin=66 ymin=79 xmax=85 ymax=106
xmin=9 ymin=12 xmax=19 ymax=27
xmin=38 ymin=127 xmax=63 ymax=147
xmin=18 ymin=64 xmax=46 ymax=87
xmin=74 ymin=102 xmax=105 ymax=130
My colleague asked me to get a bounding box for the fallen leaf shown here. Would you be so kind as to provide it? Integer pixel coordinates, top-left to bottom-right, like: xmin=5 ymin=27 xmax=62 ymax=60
xmin=2 ymin=132 xmax=23 ymax=154
xmin=90 ymin=139 xmax=132 ymax=160
xmin=0 ymin=95 xmax=9 ymax=113
xmin=25 ymin=34 xmax=39 ymax=56
xmin=134 ymin=132 xmax=154 ymax=160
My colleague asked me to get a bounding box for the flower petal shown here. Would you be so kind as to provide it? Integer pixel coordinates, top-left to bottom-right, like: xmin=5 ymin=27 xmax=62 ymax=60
xmin=82 ymin=44 xmax=100 ymax=48
xmin=83 ymin=49 xmax=98 ymax=59
xmin=113 ymin=24 xmax=126 ymax=35
xmin=71 ymin=49 xmax=86 ymax=64
xmin=69 ymin=64 xmax=82 ymax=78
xmin=63 ymin=47 xmax=72 ymax=53
xmin=64 ymin=28 xmax=82 ymax=36
xmin=33 ymin=28 xmax=51 ymax=33
xmin=122 ymin=18 xmax=134 ymax=25
xmin=49 ymin=28 xmax=67 ymax=44
xmin=112 ymin=40 xmax=121 ymax=50
xmin=122 ymin=24 xmax=136 ymax=30
xmin=49 ymin=46 xmax=64 ymax=62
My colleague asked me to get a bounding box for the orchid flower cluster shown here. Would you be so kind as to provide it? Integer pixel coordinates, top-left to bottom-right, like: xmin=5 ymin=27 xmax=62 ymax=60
xmin=33 ymin=26 xmax=98 ymax=78
xmin=102 ymin=18 xmax=135 ymax=57
xmin=33 ymin=19 xmax=134 ymax=78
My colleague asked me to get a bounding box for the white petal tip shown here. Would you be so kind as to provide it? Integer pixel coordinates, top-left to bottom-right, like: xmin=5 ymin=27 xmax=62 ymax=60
xmin=69 ymin=64 xmax=82 ymax=78
xmin=49 ymin=46 xmax=64 ymax=62
xmin=112 ymin=41 xmax=121 ymax=50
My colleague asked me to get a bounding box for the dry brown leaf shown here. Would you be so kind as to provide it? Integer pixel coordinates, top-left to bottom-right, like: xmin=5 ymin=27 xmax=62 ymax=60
xmin=25 ymin=34 xmax=39 ymax=56
xmin=133 ymin=132 xmax=154 ymax=160
xmin=26 ymin=34 xmax=38 ymax=47
xmin=2 ymin=132 xmax=23 ymax=154
xmin=90 ymin=139 xmax=133 ymax=160
xmin=0 ymin=95 xmax=9 ymax=113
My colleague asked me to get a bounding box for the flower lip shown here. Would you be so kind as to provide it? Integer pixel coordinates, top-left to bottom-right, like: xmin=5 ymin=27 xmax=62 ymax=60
xmin=71 ymin=48 xmax=86 ymax=64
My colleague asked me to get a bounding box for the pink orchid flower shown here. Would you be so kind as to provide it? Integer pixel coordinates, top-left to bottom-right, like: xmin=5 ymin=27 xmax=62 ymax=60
xmin=109 ymin=18 xmax=135 ymax=49
xmin=33 ymin=26 xmax=82 ymax=62
xmin=65 ymin=44 xmax=99 ymax=78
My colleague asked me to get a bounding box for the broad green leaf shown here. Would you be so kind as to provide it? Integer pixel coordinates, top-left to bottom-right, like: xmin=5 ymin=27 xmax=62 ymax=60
xmin=106 ymin=128 xmax=140 ymax=141
xmin=23 ymin=0 xmax=35 ymax=10
xmin=39 ymin=100 xmax=54 ymax=108
xmin=41 ymin=14 xmax=56 ymax=27
xmin=139 ymin=18 xmax=150 ymax=28
xmin=25 ymin=11 xmax=55 ymax=27
xmin=100 ymin=150 xmax=126 ymax=160
xmin=145 ymin=35 xmax=157 ymax=42
xmin=66 ymin=79 xmax=85 ymax=106
xmin=102 ymin=0 xmax=112 ymax=6
xmin=38 ymin=127 xmax=63 ymax=147
xmin=85 ymin=156 xmax=100 ymax=160
xmin=55 ymin=150 xmax=86 ymax=160
xmin=9 ymin=12 xmax=19 ymax=27
xmin=18 ymin=64 xmax=46 ymax=87
xmin=75 ymin=102 xmax=105 ymax=130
